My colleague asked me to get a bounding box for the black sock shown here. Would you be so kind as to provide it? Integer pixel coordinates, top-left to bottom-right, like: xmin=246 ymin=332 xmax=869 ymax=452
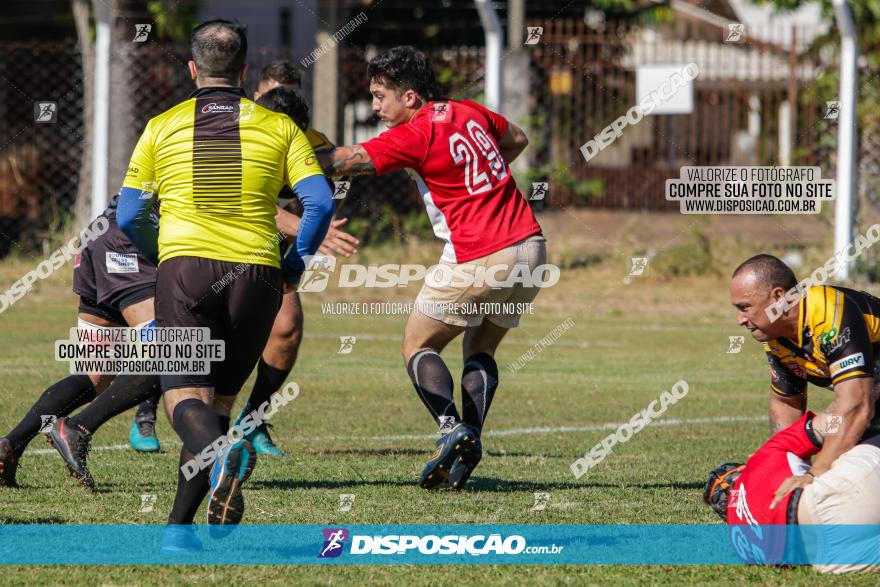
xmin=168 ymin=446 xmax=208 ymax=525
xmin=407 ymin=350 xmax=460 ymax=428
xmin=461 ymin=353 xmax=499 ymax=431
xmin=242 ymin=359 xmax=290 ymax=415
xmin=171 ymin=398 xmax=225 ymax=456
xmin=217 ymin=414 xmax=230 ymax=436
xmin=5 ymin=375 xmax=96 ymax=454
xmin=167 ymin=400 xmax=228 ymax=525
xmin=68 ymin=375 xmax=161 ymax=435
xmin=165 ymin=413 xmax=233 ymax=526
xmin=135 ymin=392 xmax=161 ymax=422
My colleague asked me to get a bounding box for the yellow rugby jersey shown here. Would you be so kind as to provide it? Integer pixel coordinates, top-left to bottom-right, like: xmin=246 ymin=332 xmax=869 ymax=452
xmin=278 ymin=127 xmax=335 ymax=208
xmin=122 ymin=87 xmax=323 ymax=267
xmin=305 ymin=127 xmax=334 ymax=153
xmin=764 ymin=285 xmax=880 ymax=396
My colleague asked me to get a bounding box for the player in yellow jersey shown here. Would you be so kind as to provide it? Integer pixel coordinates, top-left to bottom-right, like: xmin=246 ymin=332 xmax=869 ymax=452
xmin=115 ymin=20 xmax=334 ymax=548
xmin=126 ymin=67 xmax=358 ymax=458
xmin=729 ymin=254 xmax=880 ymax=508
xmin=38 ymin=102 xmax=353 ymax=493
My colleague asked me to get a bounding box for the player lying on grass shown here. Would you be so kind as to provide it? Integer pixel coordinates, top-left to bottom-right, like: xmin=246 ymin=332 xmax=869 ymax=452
xmin=705 ymin=410 xmax=880 ymax=573
xmin=730 ymin=254 xmax=880 ymax=498
xmin=323 ymin=46 xmax=545 ymax=490
xmin=126 ymin=62 xmax=352 ymax=458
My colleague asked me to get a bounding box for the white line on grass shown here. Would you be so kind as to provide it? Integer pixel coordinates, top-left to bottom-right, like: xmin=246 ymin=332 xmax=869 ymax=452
xmin=25 ymin=415 xmax=764 ymax=455
xmin=307 ymin=331 xmax=620 ymax=348
xmin=307 ymin=415 xmax=765 ymax=442
xmin=28 ymin=443 xmax=132 ymax=456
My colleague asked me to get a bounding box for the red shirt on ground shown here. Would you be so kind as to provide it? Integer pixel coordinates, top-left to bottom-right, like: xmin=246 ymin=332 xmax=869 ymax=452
xmin=728 ymin=412 xmax=821 ymax=526
xmin=726 ymin=412 xmax=821 ymax=564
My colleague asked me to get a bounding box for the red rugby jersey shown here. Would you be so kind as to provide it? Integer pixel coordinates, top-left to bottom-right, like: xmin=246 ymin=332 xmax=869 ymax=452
xmin=728 ymin=411 xmax=821 ymax=527
xmin=360 ymin=99 xmax=542 ymax=263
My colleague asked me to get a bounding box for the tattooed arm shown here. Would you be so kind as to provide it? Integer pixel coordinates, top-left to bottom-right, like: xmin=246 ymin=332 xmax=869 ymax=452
xmin=809 ymin=377 xmax=875 ymax=476
xmin=324 ymin=145 xmax=376 ymax=178
xmin=768 ymin=390 xmax=806 ymax=436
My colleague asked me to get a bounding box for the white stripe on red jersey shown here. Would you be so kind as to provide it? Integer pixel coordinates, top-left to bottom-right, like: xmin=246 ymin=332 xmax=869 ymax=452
xmin=361 ymin=99 xmax=541 ymax=262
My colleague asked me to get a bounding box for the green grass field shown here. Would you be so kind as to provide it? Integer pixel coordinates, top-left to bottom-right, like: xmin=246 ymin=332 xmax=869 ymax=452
xmin=1 ymin=216 xmax=878 ymax=585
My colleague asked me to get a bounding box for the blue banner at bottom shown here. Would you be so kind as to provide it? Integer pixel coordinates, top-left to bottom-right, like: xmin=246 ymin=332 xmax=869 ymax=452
xmin=0 ymin=525 xmax=878 ymax=565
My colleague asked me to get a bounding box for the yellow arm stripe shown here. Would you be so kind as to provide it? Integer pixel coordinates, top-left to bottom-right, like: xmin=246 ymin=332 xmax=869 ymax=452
xmin=831 ymin=288 xmax=844 ymax=333
xmin=866 ymin=313 xmax=880 ymax=343
xmin=831 ymin=370 xmax=870 ymax=385
xmin=771 ymin=383 xmax=803 ymax=397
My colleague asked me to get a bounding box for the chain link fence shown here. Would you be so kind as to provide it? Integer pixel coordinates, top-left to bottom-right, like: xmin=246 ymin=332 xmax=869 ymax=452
xmin=1 ymin=17 xmax=877 ymax=257
xmin=0 ymin=42 xmax=85 ymax=256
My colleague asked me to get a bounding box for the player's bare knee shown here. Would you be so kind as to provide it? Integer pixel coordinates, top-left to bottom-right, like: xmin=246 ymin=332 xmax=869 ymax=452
xmin=463 ymin=322 xmax=507 ymax=358
xmin=271 ymin=329 xmax=301 ymax=358
xmin=402 ymin=340 xmax=426 ymax=365
xmin=120 ymin=297 xmax=155 ymax=326
xmin=89 ymin=373 xmax=113 ymax=393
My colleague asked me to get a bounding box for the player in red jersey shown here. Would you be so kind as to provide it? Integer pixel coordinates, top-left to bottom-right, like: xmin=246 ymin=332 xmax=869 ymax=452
xmin=324 ymin=46 xmax=547 ymax=490
xmin=705 ymin=411 xmax=880 ymax=572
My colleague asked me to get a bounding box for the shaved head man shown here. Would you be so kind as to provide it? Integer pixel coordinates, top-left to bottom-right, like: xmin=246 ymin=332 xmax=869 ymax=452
xmin=730 ymin=254 xmax=880 ymax=512
xmin=730 ymin=254 xmax=799 ymax=343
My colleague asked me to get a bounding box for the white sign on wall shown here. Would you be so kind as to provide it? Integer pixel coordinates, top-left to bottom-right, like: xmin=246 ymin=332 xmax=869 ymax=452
xmin=635 ymin=64 xmax=695 ymax=115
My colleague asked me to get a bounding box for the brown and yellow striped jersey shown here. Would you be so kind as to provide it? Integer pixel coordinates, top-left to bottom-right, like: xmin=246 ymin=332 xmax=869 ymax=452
xmin=765 ymin=285 xmax=880 ymax=396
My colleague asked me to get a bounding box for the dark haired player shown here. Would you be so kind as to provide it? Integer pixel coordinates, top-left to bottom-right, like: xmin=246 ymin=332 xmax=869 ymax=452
xmin=232 ymin=85 xmax=358 ymax=456
xmin=241 ymin=68 xmax=338 ymax=457
xmin=254 ymin=60 xmax=334 ymax=154
xmin=324 ymin=46 xmax=545 ymax=490
xmin=254 ymin=60 xmax=302 ymax=100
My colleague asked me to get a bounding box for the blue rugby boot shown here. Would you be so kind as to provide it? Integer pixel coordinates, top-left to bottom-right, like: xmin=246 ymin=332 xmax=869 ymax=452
xmin=129 ymin=415 xmax=160 ymax=453
xmin=207 ymin=439 xmax=257 ymax=537
xmin=234 ymin=409 xmax=284 ymax=457
xmin=160 ymin=525 xmax=203 ymax=554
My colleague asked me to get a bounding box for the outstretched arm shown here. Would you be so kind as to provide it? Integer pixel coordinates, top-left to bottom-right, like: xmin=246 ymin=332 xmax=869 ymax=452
xmin=809 ymin=377 xmax=875 ymax=476
xmin=275 ymin=207 xmax=359 ymax=257
xmin=497 ymin=122 xmax=529 ymax=164
xmin=324 ymin=145 xmax=376 ymax=177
